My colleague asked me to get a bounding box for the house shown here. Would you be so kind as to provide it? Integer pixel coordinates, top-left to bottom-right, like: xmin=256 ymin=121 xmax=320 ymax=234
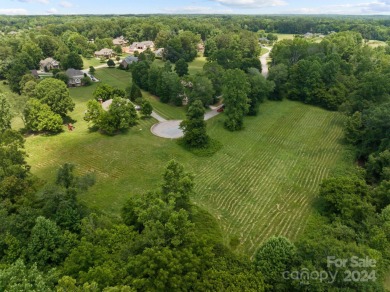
xmin=94 ymin=48 xmax=115 ymax=59
xmin=121 ymin=56 xmax=138 ymax=68
xmin=154 ymin=48 xmax=164 ymax=59
xmin=304 ymin=32 xmax=314 ymax=38
xmin=128 ymin=41 xmax=155 ymax=53
xmin=39 ymin=57 xmax=60 ymax=71
xmin=66 ymin=68 xmax=84 ymax=87
xmin=113 ymin=36 xmax=128 ymax=47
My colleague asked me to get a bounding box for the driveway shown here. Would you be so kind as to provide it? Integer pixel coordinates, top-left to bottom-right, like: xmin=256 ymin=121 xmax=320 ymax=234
xmin=150 ymin=108 xmax=221 ymax=139
xmin=260 ymin=46 xmax=272 ymax=78
xmin=151 ymin=120 xmax=183 ymax=139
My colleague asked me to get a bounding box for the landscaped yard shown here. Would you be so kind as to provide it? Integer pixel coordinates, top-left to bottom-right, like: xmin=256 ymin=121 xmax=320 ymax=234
xmin=82 ymin=56 xmax=105 ymax=69
xmin=21 ymin=66 xmax=350 ymax=256
xmin=152 ymin=57 xmax=206 ymax=76
xmin=275 ymin=33 xmax=295 ymax=41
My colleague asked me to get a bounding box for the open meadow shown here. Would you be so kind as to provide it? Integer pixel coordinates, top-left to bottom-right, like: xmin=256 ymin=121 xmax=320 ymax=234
xmin=19 ymin=68 xmax=350 ymax=256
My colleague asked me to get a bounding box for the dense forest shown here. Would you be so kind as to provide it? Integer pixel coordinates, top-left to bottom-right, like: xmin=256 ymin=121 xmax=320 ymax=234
xmin=0 ymin=14 xmax=389 ymax=290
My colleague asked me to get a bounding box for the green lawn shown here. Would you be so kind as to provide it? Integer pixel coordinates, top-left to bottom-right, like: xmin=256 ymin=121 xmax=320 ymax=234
xmin=260 ymin=47 xmax=269 ymax=55
xmin=82 ymin=56 xmax=105 ymax=69
xmin=94 ymin=68 xmax=132 ymax=89
xmin=153 ymin=57 xmax=206 ymax=76
xmin=143 ymin=91 xmax=186 ymax=120
xmin=92 ymin=68 xmax=186 ymax=120
xmin=188 ymin=57 xmax=206 ymax=75
xmin=23 ymin=79 xmax=349 ymax=257
xmin=275 ymin=33 xmax=295 ymax=41
xmin=367 ymin=40 xmax=388 ymax=48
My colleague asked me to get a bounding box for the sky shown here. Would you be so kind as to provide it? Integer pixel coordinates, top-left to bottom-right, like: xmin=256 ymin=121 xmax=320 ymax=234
xmin=2 ymin=0 xmax=390 ymax=15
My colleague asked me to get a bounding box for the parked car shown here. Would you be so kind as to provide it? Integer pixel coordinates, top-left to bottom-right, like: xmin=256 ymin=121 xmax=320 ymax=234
xmin=217 ymin=104 xmax=225 ymax=112
xmin=135 ymin=105 xmax=141 ymax=111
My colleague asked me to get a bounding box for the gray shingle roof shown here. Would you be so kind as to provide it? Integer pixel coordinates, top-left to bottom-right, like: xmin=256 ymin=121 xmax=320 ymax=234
xmin=66 ymin=68 xmax=84 ymax=78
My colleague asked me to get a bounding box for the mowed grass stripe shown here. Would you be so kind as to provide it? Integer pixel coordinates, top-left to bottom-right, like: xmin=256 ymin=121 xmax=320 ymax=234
xmin=22 ymin=67 xmax=348 ymax=257
xmin=192 ymin=100 xmax=348 ymax=256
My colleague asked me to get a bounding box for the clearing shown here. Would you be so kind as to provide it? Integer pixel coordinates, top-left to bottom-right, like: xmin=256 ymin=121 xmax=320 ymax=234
xmin=5 ymin=68 xmax=349 ymax=256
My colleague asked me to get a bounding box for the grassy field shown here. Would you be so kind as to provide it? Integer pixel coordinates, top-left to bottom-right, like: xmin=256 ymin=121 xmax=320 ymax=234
xmin=82 ymin=56 xmax=105 ymax=69
xmin=188 ymin=57 xmax=206 ymax=75
xmin=367 ymin=40 xmax=388 ymax=48
xmin=276 ymin=33 xmax=295 ymax=41
xmin=153 ymin=57 xmax=206 ymax=76
xmin=21 ymin=67 xmax=348 ymax=256
xmin=82 ymin=53 xmax=132 ymax=69
xmin=93 ymin=68 xmax=186 ymax=120
xmin=260 ymin=47 xmax=269 ymax=55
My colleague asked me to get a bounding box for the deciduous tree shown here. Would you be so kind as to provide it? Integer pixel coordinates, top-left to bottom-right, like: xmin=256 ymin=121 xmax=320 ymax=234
xmin=180 ymin=100 xmax=209 ymax=148
xmin=34 ymin=78 xmax=74 ymax=117
xmin=222 ymin=69 xmax=250 ymax=131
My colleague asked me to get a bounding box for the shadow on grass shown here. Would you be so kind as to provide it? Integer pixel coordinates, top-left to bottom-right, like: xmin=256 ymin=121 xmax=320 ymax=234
xmin=177 ymin=138 xmax=222 ymax=157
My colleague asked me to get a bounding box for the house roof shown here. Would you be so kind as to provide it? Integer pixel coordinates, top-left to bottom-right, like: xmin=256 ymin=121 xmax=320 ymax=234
xmin=65 ymin=68 xmax=84 ymax=78
xmin=123 ymin=56 xmax=139 ymax=63
xmin=129 ymin=41 xmax=155 ymax=49
xmin=40 ymin=57 xmax=59 ymax=66
xmin=95 ymin=48 xmax=114 ymax=55
xmin=113 ymin=36 xmax=128 ymax=46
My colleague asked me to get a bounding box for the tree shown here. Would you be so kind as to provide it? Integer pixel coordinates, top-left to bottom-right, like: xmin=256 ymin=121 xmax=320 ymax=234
xmin=131 ymin=61 xmax=150 ymax=90
xmin=37 ymin=35 xmax=59 ymax=57
xmin=0 ymin=259 xmax=56 ymax=291
xmin=319 ymin=175 xmax=375 ymax=229
xmin=222 ymin=69 xmax=250 ymax=131
xmin=107 ymin=59 xmax=115 ymax=67
xmin=203 ymin=62 xmax=225 ymax=97
xmin=22 ymin=80 xmax=38 ymax=99
xmin=139 ymin=48 xmax=155 ymax=62
xmin=180 ymin=100 xmax=209 ymax=148
xmin=246 ymin=68 xmax=274 ymax=116
xmin=21 ymin=41 xmax=43 ymax=69
xmin=175 ymin=59 xmax=188 ymax=77
xmin=157 ymin=71 xmax=183 ymax=105
xmin=254 ymin=236 xmax=296 ymax=289
xmin=0 ymin=94 xmax=12 ymax=132
xmin=97 ymin=97 xmax=138 ymax=135
xmin=188 ymin=75 xmax=215 ymax=106
xmin=23 ymin=99 xmax=63 ymax=133
xmin=34 ymin=78 xmax=74 ymax=117
xmin=161 ymin=160 xmax=194 ymax=211
xmin=84 ymin=99 xmax=104 ymax=128
xmin=27 ymin=216 xmax=64 ymax=268
xmin=6 ymin=59 xmax=29 ymax=93
xmin=128 ymin=83 xmax=142 ymax=102
xmin=82 ymin=76 xmax=92 ymax=86
xmin=89 ymin=66 xmax=96 ymax=74
xmin=84 ymin=97 xmax=138 ymax=135
xmin=147 ymin=65 xmax=162 ymax=95
xmin=114 ymin=45 xmax=122 ymax=55
xmin=55 ymin=72 xmax=70 ymax=85
xmin=63 ymin=52 xmax=83 ymax=70
xmin=141 ymin=99 xmax=153 ymax=118
xmin=268 ymin=63 xmax=288 ymax=100
xmin=93 ymin=83 xmax=114 ymax=102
